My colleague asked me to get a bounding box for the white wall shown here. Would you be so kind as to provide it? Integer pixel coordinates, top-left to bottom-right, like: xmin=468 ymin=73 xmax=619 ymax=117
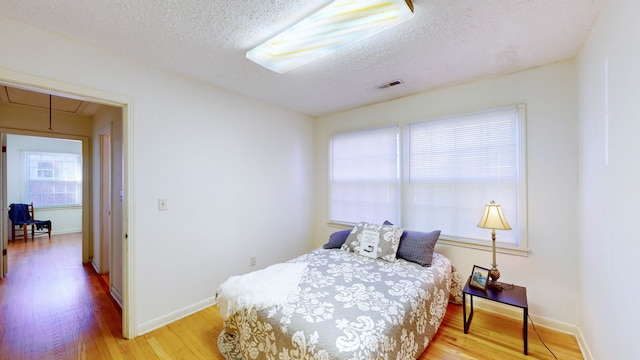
xmin=315 ymin=61 xmax=580 ymax=328
xmin=577 ymin=0 xmax=640 ymax=358
xmin=0 ymin=16 xmax=315 ymax=334
xmin=6 ymin=134 xmax=83 ymax=235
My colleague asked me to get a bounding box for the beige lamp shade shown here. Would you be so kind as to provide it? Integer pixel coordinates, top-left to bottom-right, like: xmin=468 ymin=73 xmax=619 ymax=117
xmin=477 ymin=201 xmax=512 ymax=230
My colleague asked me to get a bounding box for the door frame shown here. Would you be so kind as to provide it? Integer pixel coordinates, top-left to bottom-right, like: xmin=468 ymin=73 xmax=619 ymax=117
xmin=1 ymin=133 xmax=6 ymax=277
xmin=0 ymin=67 xmax=136 ymax=339
xmin=99 ymin=125 xmax=112 ymax=276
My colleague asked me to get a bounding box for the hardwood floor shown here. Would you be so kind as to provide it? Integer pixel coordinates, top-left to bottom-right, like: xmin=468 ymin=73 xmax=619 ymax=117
xmin=0 ymin=234 xmax=583 ymax=359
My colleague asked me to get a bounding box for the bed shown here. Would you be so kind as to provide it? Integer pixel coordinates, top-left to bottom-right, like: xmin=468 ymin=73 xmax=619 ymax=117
xmin=216 ymin=222 xmax=461 ymax=360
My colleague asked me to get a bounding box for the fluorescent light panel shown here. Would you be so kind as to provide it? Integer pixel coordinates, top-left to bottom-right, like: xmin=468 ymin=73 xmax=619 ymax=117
xmin=247 ymin=0 xmax=414 ymax=73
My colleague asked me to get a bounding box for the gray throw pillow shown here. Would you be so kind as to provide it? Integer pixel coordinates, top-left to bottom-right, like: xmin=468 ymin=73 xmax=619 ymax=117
xmin=396 ymin=230 xmax=441 ymax=267
xmin=323 ymin=229 xmax=352 ymax=249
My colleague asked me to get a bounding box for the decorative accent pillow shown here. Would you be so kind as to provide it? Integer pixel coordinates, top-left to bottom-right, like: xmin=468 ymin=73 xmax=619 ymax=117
xmin=322 ymin=229 xmax=352 ymax=249
xmin=341 ymin=222 xmax=403 ymax=262
xmin=384 ymin=220 xmax=441 ymax=267
xmin=396 ymin=230 xmax=441 ymax=267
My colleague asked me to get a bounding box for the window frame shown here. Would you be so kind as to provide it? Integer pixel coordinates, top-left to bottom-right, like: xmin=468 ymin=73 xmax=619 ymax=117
xmin=327 ymin=105 xmax=528 ymax=255
xmin=23 ymin=151 xmax=83 ymax=208
xmin=328 ymin=125 xmax=401 ymax=225
xmin=403 ymin=105 xmax=528 ymax=255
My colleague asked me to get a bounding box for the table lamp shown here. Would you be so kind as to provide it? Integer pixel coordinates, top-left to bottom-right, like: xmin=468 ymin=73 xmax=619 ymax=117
xmin=477 ymin=201 xmax=512 ymax=288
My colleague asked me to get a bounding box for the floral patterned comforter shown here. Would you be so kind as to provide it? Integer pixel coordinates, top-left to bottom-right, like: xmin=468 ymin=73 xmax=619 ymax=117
xmin=217 ymin=248 xmax=453 ymax=360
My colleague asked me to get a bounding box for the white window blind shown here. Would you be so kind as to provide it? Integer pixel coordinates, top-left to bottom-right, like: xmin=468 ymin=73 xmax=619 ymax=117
xmin=329 ymin=126 xmax=400 ymax=225
xmin=404 ymin=105 xmax=525 ymax=247
xmin=24 ymin=151 xmax=82 ymax=207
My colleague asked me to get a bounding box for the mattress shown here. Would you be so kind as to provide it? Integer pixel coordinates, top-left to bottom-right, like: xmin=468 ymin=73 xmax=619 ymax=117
xmin=216 ymin=247 xmax=454 ymax=360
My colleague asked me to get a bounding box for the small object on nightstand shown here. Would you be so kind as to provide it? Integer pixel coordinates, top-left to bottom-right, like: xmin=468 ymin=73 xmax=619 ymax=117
xmin=469 ymin=265 xmax=490 ymax=291
xmin=462 ymin=276 xmax=528 ymax=355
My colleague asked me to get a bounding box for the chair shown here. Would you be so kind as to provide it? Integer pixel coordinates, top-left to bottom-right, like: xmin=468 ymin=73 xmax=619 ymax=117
xmin=8 ymin=203 xmax=52 ymax=242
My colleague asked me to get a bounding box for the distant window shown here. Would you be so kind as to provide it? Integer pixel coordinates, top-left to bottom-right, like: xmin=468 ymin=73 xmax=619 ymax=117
xmin=24 ymin=152 xmax=82 ymax=207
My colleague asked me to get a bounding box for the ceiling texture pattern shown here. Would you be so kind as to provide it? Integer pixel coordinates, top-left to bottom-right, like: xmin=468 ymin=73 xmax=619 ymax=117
xmin=0 ymin=0 xmax=606 ymax=116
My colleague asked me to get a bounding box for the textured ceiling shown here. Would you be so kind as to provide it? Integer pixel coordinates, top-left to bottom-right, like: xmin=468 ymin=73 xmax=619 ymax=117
xmin=0 ymin=0 xmax=606 ymax=116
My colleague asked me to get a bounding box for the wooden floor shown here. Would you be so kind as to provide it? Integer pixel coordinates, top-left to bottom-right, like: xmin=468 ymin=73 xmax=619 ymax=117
xmin=0 ymin=233 xmax=583 ymax=359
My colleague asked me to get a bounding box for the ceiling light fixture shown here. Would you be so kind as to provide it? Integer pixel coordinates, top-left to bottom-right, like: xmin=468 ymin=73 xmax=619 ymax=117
xmin=247 ymin=0 xmax=415 ymax=73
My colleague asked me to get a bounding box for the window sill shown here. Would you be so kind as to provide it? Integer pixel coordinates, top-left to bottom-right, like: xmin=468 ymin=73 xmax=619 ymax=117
xmin=327 ymin=221 xmax=357 ymax=229
xmin=327 ymin=221 xmax=529 ymax=257
xmin=437 ymin=237 xmax=529 ymax=257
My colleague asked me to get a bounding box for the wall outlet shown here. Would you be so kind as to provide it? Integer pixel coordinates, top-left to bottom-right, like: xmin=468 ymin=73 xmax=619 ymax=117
xmin=250 ymin=256 xmax=256 ymax=267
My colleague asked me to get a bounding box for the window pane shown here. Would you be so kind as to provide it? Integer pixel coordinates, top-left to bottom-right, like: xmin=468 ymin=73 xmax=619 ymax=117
xmin=326 ymin=106 xmax=526 ymax=249
xmin=329 ymin=126 xmax=400 ymax=224
xmin=24 ymin=151 xmax=82 ymax=207
xmin=404 ymin=106 xmax=523 ymax=246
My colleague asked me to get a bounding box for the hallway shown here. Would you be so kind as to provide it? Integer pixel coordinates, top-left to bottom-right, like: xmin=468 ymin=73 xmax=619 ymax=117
xmin=0 ymin=232 xmax=225 ymax=360
xmin=0 ymin=233 xmax=122 ymax=359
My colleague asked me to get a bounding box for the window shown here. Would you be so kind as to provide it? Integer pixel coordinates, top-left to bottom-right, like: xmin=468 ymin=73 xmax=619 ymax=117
xmin=328 ymin=105 xmax=527 ymax=250
xmin=404 ymin=105 xmax=526 ymax=249
xmin=24 ymin=152 xmax=82 ymax=207
xmin=329 ymin=126 xmax=400 ymax=225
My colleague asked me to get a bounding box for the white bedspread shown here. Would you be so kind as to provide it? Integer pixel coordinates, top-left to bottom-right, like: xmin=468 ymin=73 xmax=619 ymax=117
xmin=216 ymin=262 xmax=308 ymax=320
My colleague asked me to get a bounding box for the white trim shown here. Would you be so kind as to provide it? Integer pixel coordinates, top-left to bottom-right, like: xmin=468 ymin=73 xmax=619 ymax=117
xmin=110 ymin=285 xmax=123 ymax=309
xmin=0 ymin=66 xmax=136 ymax=339
xmin=1 ymin=133 xmax=6 ymax=278
xmin=122 ymin=100 xmax=135 ymax=339
xmin=515 ymin=103 xmax=529 ymax=252
xmin=472 ymin=298 xmax=574 ymax=334
xmin=51 ymin=228 xmax=83 ymax=235
xmin=137 ymin=296 xmax=216 ymax=335
xmin=575 ymin=326 xmax=594 ymax=360
xmin=91 ymin=260 xmax=100 ymax=274
xmin=328 ymin=224 xmax=531 ymax=258
xmin=438 ymin=238 xmax=530 ymax=257
xmin=470 ymin=299 xmax=585 ymax=356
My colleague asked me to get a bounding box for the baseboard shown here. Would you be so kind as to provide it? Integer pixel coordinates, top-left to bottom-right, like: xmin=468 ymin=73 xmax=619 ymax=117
xmin=110 ymin=286 xmax=123 ymax=308
xmin=51 ymin=228 xmax=82 ymax=236
xmin=575 ymin=326 xmax=594 ymax=360
xmin=472 ymin=297 xmax=578 ymax=335
xmin=91 ymin=260 xmax=100 ymax=274
xmin=468 ymin=299 xmax=593 ymax=358
xmin=136 ymin=296 xmax=216 ymax=336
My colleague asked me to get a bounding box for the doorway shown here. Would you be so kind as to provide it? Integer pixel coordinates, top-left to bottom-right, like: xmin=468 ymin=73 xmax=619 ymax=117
xmin=5 ymin=134 xmax=83 ymax=242
xmin=0 ymin=76 xmax=133 ymax=338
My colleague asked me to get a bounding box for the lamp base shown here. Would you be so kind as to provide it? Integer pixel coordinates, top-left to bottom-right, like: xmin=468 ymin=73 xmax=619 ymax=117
xmin=488 ymin=267 xmax=502 ymax=291
xmin=489 ymin=267 xmax=500 ymax=282
xmin=488 ymin=281 xmax=503 ymax=291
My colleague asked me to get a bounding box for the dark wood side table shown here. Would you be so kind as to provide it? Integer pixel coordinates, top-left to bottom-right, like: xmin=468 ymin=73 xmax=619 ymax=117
xmin=462 ymin=277 xmax=529 ymax=355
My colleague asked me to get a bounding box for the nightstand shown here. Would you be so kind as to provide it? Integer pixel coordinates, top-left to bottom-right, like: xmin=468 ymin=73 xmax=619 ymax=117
xmin=462 ymin=277 xmax=529 ymax=355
